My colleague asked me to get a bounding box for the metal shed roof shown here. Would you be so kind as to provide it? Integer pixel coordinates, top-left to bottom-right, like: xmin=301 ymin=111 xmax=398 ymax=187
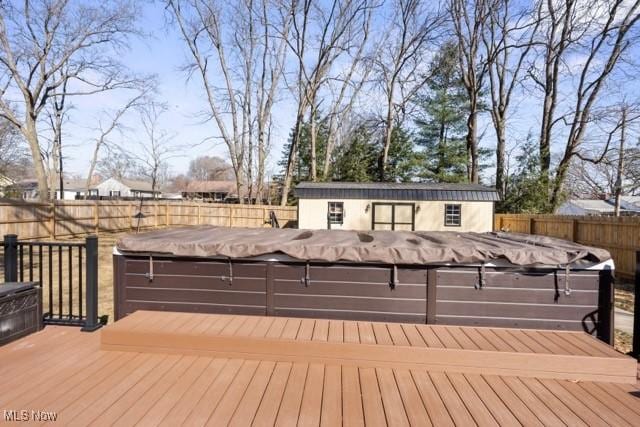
xmin=294 ymin=181 xmax=500 ymax=201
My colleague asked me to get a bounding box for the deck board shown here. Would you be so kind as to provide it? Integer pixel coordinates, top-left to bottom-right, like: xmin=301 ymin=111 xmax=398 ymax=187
xmin=0 ymin=312 xmax=638 ymax=426
xmin=101 ymin=311 xmax=637 ymax=384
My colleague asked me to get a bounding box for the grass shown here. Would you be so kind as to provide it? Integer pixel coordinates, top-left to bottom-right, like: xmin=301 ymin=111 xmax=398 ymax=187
xmin=615 ymin=330 xmax=633 ymax=354
xmin=615 ymin=284 xmax=635 ymax=313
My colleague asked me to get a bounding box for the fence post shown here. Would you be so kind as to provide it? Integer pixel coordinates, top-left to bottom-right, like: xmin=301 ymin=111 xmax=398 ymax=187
xmin=3 ymin=234 xmax=18 ymax=282
xmin=81 ymin=235 xmax=101 ymax=331
xmin=570 ymin=219 xmax=578 ymax=242
xmin=632 ymin=251 xmax=640 ymax=357
xmin=49 ymin=203 xmax=55 ymax=239
xmin=94 ymin=202 xmax=99 ymax=235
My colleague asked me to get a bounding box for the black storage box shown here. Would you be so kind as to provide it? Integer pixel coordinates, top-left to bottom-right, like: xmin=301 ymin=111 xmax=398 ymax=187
xmin=0 ymin=282 xmax=43 ymax=345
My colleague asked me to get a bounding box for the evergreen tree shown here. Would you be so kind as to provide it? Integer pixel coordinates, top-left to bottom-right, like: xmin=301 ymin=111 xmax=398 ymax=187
xmin=277 ymin=118 xmax=329 ymax=183
xmin=414 ymin=41 xmax=470 ymax=183
xmin=384 ymin=127 xmax=420 ymax=182
xmin=499 ymin=135 xmax=552 ymax=213
xmin=333 ymin=124 xmax=378 ymax=181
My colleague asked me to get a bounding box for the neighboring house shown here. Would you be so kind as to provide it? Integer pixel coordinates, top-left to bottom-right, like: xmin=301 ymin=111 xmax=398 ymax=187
xmin=294 ymin=182 xmax=500 ymax=232
xmin=3 ymin=179 xmax=39 ymax=200
xmin=556 ymin=198 xmax=640 ymax=216
xmin=54 ymin=179 xmax=92 ymax=200
xmin=180 ymin=180 xmax=237 ymax=202
xmin=94 ymin=178 xmax=160 ymax=199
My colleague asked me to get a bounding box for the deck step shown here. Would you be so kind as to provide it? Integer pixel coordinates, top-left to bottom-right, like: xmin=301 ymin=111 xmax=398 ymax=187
xmin=101 ymin=311 xmax=638 ymax=384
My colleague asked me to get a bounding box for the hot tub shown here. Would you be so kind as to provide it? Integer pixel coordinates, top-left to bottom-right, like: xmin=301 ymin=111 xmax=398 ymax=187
xmin=113 ymin=227 xmax=615 ymax=343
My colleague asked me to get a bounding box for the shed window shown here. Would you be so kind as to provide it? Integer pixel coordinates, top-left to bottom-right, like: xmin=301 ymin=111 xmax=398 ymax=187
xmin=445 ymin=204 xmax=461 ymax=226
xmin=328 ymin=202 xmax=344 ymax=224
xmin=110 ymin=190 xmax=120 ymax=197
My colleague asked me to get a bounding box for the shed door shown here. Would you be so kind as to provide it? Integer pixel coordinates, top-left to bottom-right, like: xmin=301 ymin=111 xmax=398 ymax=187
xmin=372 ymin=203 xmax=415 ymax=231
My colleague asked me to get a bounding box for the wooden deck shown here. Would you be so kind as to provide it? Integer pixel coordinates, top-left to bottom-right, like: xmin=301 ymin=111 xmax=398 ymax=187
xmin=0 ymin=312 xmax=639 ymax=426
xmin=102 ymin=311 xmax=636 ymax=384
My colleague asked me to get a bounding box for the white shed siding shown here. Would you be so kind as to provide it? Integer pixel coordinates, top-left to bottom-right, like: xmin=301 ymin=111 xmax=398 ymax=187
xmin=298 ymin=198 xmax=494 ymax=232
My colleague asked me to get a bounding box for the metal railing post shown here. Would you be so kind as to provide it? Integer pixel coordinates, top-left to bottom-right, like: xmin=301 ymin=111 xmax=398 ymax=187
xmin=81 ymin=235 xmax=101 ymax=331
xmin=632 ymin=251 xmax=640 ymax=357
xmin=3 ymin=234 xmax=18 ymax=282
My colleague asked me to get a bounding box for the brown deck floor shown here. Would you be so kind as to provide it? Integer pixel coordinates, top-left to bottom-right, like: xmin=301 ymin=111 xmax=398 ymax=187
xmin=0 ymin=316 xmax=638 ymax=426
xmin=102 ymin=311 xmax=636 ymax=384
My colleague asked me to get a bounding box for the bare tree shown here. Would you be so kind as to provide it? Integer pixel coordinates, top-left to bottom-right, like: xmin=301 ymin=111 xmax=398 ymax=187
xmin=0 ymin=1 xmax=143 ymax=201
xmin=482 ymin=0 xmax=540 ymax=197
xmin=167 ymin=0 xmax=292 ymax=204
xmin=528 ymin=0 xmax=640 ymax=208
xmin=279 ymin=0 xmax=372 ymax=204
xmin=0 ymin=118 xmax=32 ymax=180
xmin=85 ymin=92 xmax=146 ymax=196
xmin=449 ymin=0 xmax=493 ymax=183
xmin=568 ymin=102 xmax=640 ymax=214
xmin=134 ymin=102 xmax=180 ymax=197
xmin=375 ymin=0 xmax=446 ymax=181
xmin=188 ymin=155 xmax=234 ymax=181
xmin=97 ymin=148 xmax=139 ymax=181
xmin=251 ymin=0 xmax=291 ymax=202
xmin=321 ymin=4 xmax=375 ymax=180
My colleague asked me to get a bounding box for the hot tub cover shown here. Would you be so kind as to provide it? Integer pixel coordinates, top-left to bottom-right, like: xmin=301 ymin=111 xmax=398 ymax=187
xmin=116 ymin=226 xmax=611 ymax=266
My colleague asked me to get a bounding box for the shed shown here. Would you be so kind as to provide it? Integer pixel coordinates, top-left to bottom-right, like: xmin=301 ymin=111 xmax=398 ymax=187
xmin=294 ymin=181 xmax=499 ymax=232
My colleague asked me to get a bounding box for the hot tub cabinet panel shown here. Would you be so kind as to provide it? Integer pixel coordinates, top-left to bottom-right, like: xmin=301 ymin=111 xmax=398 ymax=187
xmin=114 ymin=254 xmax=613 ymax=342
xmin=429 ymin=268 xmax=610 ymax=341
xmin=115 ymin=256 xmax=268 ymax=318
xmin=271 ymin=263 xmax=427 ymax=323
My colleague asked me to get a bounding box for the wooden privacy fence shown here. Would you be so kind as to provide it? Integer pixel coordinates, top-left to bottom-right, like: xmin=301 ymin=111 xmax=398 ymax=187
xmin=0 ymin=200 xmax=297 ymax=240
xmin=495 ymin=214 xmax=639 ymax=279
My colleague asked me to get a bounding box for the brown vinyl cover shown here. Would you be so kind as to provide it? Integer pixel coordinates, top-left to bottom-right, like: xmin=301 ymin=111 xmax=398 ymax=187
xmin=115 ymin=226 xmax=611 ymax=266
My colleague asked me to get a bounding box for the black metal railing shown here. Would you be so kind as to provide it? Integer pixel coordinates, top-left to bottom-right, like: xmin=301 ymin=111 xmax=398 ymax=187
xmin=269 ymin=211 xmax=280 ymax=228
xmin=3 ymin=234 xmax=101 ymax=331
xmin=633 ymin=252 xmax=640 ymax=357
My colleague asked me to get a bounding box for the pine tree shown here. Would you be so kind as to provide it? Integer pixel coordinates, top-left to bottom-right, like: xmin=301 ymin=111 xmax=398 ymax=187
xmin=333 ymin=124 xmax=378 ymax=181
xmin=414 ymin=41 xmax=469 ymax=183
xmin=499 ymin=135 xmax=552 ymax=213
xmin=384 ymin=127 xmax=420 ymax=182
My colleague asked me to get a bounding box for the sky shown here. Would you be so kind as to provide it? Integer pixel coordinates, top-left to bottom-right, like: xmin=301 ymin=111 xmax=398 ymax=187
xmin=14 ymin=0 xmax=640 ymax=185
xmin=60 ymin=2 xmax=297 ymax=180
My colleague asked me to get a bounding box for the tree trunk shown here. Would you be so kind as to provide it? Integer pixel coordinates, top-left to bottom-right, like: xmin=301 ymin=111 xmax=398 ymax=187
xmin=380 ymin=91 xmax=395 ymax=181
xmin=495 ymin=120 xmax=506 ymax=197
xmin=309 ymin=103 xmax=318 ymax=181
xmin=467 ymin=110 xmax=479 ymax=183
xmin=614 ymin=107 xmax=627 ymax=217
xmin=280 ymin=109 xmax=305 ymax=206
xmin=24 ymin=118 xmax=49 ymax=202
xmin=539 ymin=90 xmax=554 ymax=195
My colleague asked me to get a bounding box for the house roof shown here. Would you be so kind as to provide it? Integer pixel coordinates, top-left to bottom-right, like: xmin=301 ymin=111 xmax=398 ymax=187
xmin=180 ymin=180 xmax=237 ymax=194
xmin=556 ymin=198 xmax=640 ymax=215
xmin=59 ymin=179 xmax=90 ymax=191
xmin=119 ymin=179 xmax=158 ymax=192
xmin=294 ymin=181 xmax=500 ymax=201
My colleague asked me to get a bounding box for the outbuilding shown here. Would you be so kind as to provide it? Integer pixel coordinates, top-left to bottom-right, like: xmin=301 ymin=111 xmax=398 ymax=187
xmin=294 ymin=181 xmax=499 ymax=232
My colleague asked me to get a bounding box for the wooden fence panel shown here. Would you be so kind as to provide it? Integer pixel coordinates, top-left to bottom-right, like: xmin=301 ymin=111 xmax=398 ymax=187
xmin=495 ymin=214 xmax=639 ymax=279
xmin=0 ymin=200 xmax=297 ymax=241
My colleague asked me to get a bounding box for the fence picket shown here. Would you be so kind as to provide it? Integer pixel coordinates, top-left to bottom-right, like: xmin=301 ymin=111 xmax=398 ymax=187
xmin=495 ymin=214 xmax=639 ymax=279
xmin=0 ymin=200 xmax=297 ymax=240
